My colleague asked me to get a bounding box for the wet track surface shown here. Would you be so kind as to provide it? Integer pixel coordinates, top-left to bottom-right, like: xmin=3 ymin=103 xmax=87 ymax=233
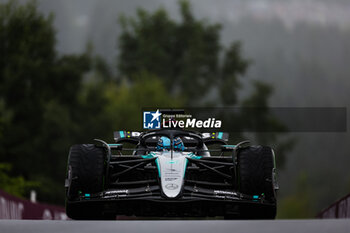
xmin=1 ymin=219 xmax=350 ymax=233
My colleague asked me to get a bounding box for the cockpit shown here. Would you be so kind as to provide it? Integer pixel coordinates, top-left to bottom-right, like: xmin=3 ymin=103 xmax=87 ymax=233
xmin=113 ymin=129 xmax=228 ymax=157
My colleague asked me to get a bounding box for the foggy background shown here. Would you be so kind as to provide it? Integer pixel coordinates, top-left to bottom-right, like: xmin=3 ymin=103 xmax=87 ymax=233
xmin=2 ymin=0 xmax=350 ymax=218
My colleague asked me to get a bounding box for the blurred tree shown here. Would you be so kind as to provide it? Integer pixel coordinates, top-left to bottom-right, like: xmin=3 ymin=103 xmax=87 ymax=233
xmin=240 ymin=81 xmax=296 ymax=168
xmin=0 ymin=0 xmax=92 ymax=203
xmin=1 ymin=0 xmax=54 ymax=173
xmin=0 ymin=163 xmax=38 ymax=198
xmin=277 ymin=172 xmax=315 ymax=218
xmin=118 ymin=0 xmax=248 ymax=105
xmin=101 ymin=71 xmax=183 ymax=131
xmin=0 ymin=0 xmax=181 ymax=204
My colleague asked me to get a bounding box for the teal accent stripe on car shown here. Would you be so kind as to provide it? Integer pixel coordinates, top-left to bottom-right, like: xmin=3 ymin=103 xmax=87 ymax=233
xmin=141 ymin=152 xmax=156 ymax=159
xmin=108 ymin=144 xmax=122 ymax=147
xmin=183 ymin=158 xmax=188 ymax=176
xmin=218 ymin=132 xmax=223 ymax=139
xmin=119 ymin=131 xmax=125 ymax=138
xmin=155 ymin=158 xmax=161 ymax=177
xmin=222 ymin=145 xmax=236 ymax=149
xmin=188 ymin=153 xmax=202 ymax=160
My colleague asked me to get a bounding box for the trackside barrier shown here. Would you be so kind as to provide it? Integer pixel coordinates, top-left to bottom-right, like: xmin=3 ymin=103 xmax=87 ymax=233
xmin=0 ymin=189 xmax=67 ymax=220
xmin=317 ymin=193 xmax=350 ymax=218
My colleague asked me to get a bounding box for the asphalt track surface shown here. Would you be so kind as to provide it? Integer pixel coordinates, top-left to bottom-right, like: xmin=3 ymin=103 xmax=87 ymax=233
xmin=1 ymin=219 xmax=350 ymax=233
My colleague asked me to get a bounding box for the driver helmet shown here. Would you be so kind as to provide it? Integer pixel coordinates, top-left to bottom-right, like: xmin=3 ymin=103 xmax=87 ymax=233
xmin=156 ymin=136 xmax=185 ymax=151
xmin=173 ymin=137 xmax=185 ymax=151
xmin=156 ymin=136 xmax=171 ymax=151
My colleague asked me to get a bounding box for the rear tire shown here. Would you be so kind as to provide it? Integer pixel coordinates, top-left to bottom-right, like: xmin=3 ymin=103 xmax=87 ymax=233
xmin=65 ymin=144 xmax=106 ymax=219
xmin=238 ymin=145 xmax=277 ymax=219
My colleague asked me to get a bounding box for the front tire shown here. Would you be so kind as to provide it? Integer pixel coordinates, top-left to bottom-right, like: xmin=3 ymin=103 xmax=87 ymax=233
xmin=238 ymin=145 xmax=277 ymax=219
xmin=65 ymin=144 xmax=106 ymax=219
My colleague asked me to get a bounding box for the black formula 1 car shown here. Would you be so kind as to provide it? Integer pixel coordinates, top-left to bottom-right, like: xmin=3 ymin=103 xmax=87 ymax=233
xmin=65 ymin=129 xmax=278 ymax=219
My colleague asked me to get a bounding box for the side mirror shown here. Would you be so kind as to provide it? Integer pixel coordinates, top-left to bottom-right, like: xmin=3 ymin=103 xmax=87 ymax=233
xmin=221 ymin=141 xmax=250 ymax=152
xmin=94 ymin=139 xmax=123 ymax=150
xmin=221 ymin=145 xmax=236 ymax=152
xmin=108 ymin=144 xmax=123 ymax=150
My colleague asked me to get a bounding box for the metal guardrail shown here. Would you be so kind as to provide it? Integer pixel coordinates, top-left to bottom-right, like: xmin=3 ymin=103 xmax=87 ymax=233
xmin=317 ymin=193 xmax=350 ymax=218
